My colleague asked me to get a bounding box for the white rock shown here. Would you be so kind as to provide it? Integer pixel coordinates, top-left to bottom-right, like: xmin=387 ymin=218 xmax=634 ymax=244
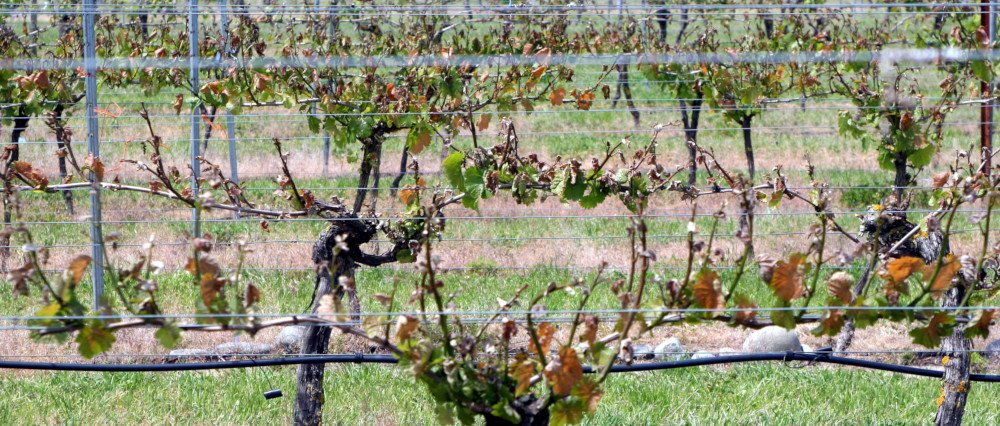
xmin=277 ymin=325 xmax=307 ymax=352
xmin=215 ymin=341 xmax=274 ymax=355
xmin=742 ymin=326 xmax=802 ymax=353
xmin=718 ymin=347 xmax=738 ymax=355
xmin=632 ymin=343 xmax=655 ymax=360
xmin=691 ymin=351 xmax=717 ymax=360
xmin=801 ymin=344 xmax=814 ymax=353
xmin=165 ymin=349 xmax=214 ymax=362
xmin=654 ymin=337 xmax=686 ymax=360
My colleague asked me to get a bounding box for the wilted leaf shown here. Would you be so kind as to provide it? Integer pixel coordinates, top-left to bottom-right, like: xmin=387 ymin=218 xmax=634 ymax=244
xmin=692 ymin=268 xmax=724 ymax=314
xmin=827 ymin=271 xmax=854 ymax=304
xmin=65 ymin=255 xmax=92 ymax=287
xmin=244 ymin=283 xmax=260 ymax=308
xmin=770 ymin=253 xmax=806 ymax=301
xmin=476 ymin=114 xmax=491 ymax=131
xmin=399 ymin=187 xmax=417 ymax=205
xmin=511 ymin=358 xmax=536 ymax=396
xmin=571 ymin=376 xmax=603 ymax=414
xmin=84 ymin=153 xmax=105 ymax=182
xmin=931 ymin=171 xmax=951 ymax=188
xmin=549 ymin=86 xmax=566 ymax=105
xmin=880 ymin=256 xmax=925 ymax=285
xmin=200 ymin=275 xmax=225 ymax=307
xmin=544 ymin=347 xmax=583 ymax=396
xmin=925 ymin=255 xmax=961 ymax=298
xmin=172 ymin=94 xmax=184 ymax=114
xmin=579 ymin=315 xmax=598 ymax=345
xmin=530 ymin=322 xmax=556 ymax=355
xmin=395 ymin=315 xmax=419 ymax=341
xmin=76 ymin=321 xmax=115 ymax=358
xmin=531 ymin=65 xmax=547 ymax=80
xmin=965 ymin=310 xmax=995 ymax=339
xmin=811 ymin=309 xmax=844 ymax=336
xmin=910 ymin=313 xmax=956 ymax=348
xmin=550 ymin=399 xmax=585 ymax=426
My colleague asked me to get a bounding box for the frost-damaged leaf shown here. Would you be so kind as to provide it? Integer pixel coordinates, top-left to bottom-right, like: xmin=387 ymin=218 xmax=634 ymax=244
xmin=550 ymin=399 xmax=585 ymax=426
xmin=530 ymin=322 xmax=556 ymax=355
xmin=827 ymin=271 xmax=854 ymax=305
xmin=931 ymin=171 xmax=951 ymax=188
xmin=811 ymin=309 xmax=844 ymax=336
xmin=549 ymin=86 xmax=566 ymax=105
xmin=185 ymin=257 xmax=221 ymax=278
xmin=395 ymin=315 xmax=419 ymax=341
xmin=155 ymin=323 xmax=182 ymax=349
xmin=12 ymin=161 xmax=49 ymax=188
xmin=572 ymin=376 xmax=603 ymax=415
xmin=406 ymin=127 xmax=431 ymax=155
xmin=84 ymin=153 xmax=105 ymax=182
xmin=65 ymin=255 xmax=92 ymax=287
xmin=692 ymin=268 xmax=724 ymax=315
xmin=965 ymin=310 xmax=995 ymax=339
xmin=769 ymin=253 xmax=806 ymax=302
xmin=732 ymin=295 xmax=757 ymax=326
xmin=511 ymin=355 xmax=536 ymax=396
xmin=243 ymin=283 xmax=260 ymax=309
xmin=398 ymin=187 xmax=417 ymax=205
xmin=76 ymin=320 xmax=115 ymax=358
xmin=879 ymin=256 xmax=925 ymax=285
xmin=530 ymin=65 xmax=547 ymax=80
xmin=200 ymin=275 xmax=226 ymax=307
xmin=579 ymin=315 xmax=598 ymax=345
xmin=925 ymin=255 xmax=961 ymax=298
xmin=476 ymin=113 xmax=491 ymax=131
xmin=910 ymin=313 xmax=956 ymax=348
xmin=544 ymin=347 xmax=583 ymax=396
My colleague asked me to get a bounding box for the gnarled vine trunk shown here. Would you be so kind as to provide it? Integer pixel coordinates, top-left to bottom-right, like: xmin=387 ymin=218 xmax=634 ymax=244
xmin=679 ymin=91 xmax=703 ymax=186
xmin=935 ymin=281 xmax=972 ymax=426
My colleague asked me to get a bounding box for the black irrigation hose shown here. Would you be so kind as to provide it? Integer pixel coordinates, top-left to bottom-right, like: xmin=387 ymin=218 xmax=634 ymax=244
xmin=2 ymin=351 xmax=1000 ymax=382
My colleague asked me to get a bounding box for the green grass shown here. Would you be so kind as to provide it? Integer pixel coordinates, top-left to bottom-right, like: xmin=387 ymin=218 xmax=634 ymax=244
xmin=1 ymin=364 xmax=998 ymax=425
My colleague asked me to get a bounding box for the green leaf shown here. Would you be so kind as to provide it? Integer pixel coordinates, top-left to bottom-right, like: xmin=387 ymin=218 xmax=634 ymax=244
xmin=550 ymin=398 xmax=586 ymax=426
xmin=769 ymin=309 xmax=797 ymax=330
xmin=395 ymin=249 xmax=416 ymax=263
xmin=462 ymin=166 xmax=485 ymax=210
xmin=489 ymin=400 xmax=521 ymax=424
xmin=971 ymin=60 xmax=993 ymax=82
xmin=909 ymin=313 xmax=956 ymax=348
xmin=155 ymin=323 xmax=182 ymax=349
xmin=76 ymin=321 xmax=115 ymax=359
xmin=442 ymin=152 xmax=466 ymax=192
xmin=307 ymin=115 xmax=321 ymax=133
xmin=578 ymin=184 xmax=607 ymax=209
xmin=907 ymin=144 xmax=936 ymax=168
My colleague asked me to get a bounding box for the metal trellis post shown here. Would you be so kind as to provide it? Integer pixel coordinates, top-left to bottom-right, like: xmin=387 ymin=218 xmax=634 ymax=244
xmin=83 ymin=0 xmax=105 ymax=309
xmin=220 ymin=0 xmax=239 ymax=218
xmin=189 ymin=0 xmax=201 ymax=235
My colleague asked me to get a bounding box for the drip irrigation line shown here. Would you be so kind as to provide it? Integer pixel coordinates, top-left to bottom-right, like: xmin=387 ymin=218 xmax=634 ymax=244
xmin=1 ymin=352 xmax=999 ymax=382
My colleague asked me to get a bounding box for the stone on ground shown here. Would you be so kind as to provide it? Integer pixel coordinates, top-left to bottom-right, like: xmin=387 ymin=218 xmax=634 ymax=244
xmin=742 ymin=326 xmax=802 ymax=353
xmin=654 ymin=338 xmax=686 ymax=360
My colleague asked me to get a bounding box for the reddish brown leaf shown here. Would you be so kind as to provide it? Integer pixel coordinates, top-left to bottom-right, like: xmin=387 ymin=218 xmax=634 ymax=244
xmin=395 ymin=315 xmax=419 ymax=341
xmin=65 ymin=255 xmax=92 ymax=287
xmin=880 ymin=256 xmax=925 ymax=285
xmin=931 ymin=171 xmax=951 ymax=188
xmin=769 ymin=253 xmax=806 ymax=301
xmin=827 ymin=271 xmax=855 ymax=304
xmin=578 ymin=315 xmax=598 ymax=345
xmin=692 ymin=268 xmax=724 ymax=314
xmin=549 ymin=86 xmax=566 ymax=106
xmin=543 ymin=347 xmax=583 ymax=396
xmin=925 ymin=255 xmax=961 ymax=298
xmin=530 ymin=322 xmax=556 ymax=355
